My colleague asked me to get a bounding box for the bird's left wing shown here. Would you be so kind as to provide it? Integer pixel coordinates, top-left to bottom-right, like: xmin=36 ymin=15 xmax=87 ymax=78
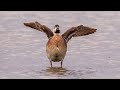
xmin=62 ymin=25 xmax=97 ymax=43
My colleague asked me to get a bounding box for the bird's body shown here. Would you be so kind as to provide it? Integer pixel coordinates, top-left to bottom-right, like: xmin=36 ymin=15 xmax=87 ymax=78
xmin=24 ymin=21 xmax=97 ymax=68
xmin=46 ymin=34 xmax=67 ymax=62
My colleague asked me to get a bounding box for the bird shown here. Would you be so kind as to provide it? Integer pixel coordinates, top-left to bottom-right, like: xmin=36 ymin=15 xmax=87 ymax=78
xmin=24 ymin=21 xmax=97 ymax=68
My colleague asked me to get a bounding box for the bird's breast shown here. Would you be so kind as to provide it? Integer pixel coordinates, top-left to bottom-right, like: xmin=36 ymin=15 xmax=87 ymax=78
xmin=47 ymin=35 xmax=67 ymax=48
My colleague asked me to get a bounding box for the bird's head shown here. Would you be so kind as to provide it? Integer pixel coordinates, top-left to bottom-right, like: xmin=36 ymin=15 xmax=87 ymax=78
xmin=53 ymin=24 xmax=60 ymax=34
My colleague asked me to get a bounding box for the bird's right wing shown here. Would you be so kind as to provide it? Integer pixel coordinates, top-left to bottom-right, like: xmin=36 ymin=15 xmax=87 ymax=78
xmin=24 ymin=21 xmax=54 ymax=39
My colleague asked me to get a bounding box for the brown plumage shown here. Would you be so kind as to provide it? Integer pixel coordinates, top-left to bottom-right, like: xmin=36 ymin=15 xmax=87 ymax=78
xmin=24 ymin=21 xmax=97 ymax=68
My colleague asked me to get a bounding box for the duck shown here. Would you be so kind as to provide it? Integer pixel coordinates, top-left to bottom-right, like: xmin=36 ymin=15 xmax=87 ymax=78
xmin=24 ymin=21 xmax=97 ymax=68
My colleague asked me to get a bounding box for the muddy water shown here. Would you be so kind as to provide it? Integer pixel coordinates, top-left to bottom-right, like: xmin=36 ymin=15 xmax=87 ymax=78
xmin=0 ymin=11 xmax=120 ymax=79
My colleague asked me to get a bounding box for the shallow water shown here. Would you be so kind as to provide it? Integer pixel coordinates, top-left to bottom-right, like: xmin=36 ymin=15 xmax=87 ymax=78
xmin=0 ymin=11 xmax=120 ymax=79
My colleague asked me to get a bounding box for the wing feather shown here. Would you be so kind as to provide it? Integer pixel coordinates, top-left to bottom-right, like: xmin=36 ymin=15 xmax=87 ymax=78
xmin=24 ymin=21 xmax=54 ymax=39
xmin=62 ymin=25 xmax=97 ymax=43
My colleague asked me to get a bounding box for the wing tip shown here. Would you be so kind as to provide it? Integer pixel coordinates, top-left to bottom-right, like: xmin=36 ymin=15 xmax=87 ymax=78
xmin=94 ymin=28 xmax=97 ymax=33
xmin=23 ymin=22 xmax=30 ymax=26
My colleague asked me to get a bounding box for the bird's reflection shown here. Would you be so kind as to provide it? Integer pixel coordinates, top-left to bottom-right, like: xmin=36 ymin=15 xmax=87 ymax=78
xmin=46 ymin=67 xmax=68 ymax=75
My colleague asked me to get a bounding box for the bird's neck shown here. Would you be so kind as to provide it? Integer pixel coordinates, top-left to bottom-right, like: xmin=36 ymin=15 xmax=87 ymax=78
xmin=54 ymin=33 xmax=60 ymax=35
xmin=53 ymin=28 xmax=60 ymax=35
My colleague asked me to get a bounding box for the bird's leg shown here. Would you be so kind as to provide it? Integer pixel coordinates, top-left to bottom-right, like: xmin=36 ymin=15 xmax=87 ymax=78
xmin=50 ymin=61 xmax=52 ymax=67
xmin=61 ymin=60 xmax=63 ymax=68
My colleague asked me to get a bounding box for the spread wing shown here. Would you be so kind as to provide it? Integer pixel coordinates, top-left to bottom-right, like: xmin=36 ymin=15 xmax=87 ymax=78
xmin=62 ymin=25 xmax=97 ymax=43
xmin=24 ymin=21 xmax=54 ymax=39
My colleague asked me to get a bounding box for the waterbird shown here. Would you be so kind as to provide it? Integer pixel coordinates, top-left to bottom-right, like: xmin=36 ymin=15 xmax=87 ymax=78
xmin=24 ymin=21 xmax=97 ymax=68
